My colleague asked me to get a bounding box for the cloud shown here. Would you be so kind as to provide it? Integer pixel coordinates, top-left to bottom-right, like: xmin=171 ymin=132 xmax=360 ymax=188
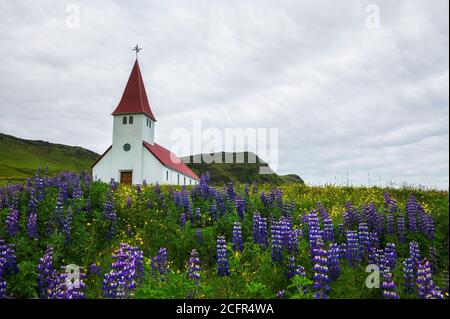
xmin=0 ymin=0 xmax=448 ymax=188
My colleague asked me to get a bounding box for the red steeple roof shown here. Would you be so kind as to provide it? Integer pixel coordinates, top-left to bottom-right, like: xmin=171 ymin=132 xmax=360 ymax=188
xmin=112 ymin=59 xmax=157 ymax=121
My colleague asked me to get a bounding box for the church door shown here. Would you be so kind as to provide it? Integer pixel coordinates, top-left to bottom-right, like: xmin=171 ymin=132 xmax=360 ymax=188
xmin=120 ymin=171 xmax=132 ymax=185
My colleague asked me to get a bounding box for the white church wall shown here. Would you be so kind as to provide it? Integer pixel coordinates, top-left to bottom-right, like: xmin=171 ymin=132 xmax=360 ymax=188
xmin=142 ymin=146 xmax=164 ymax=184
xmin=92 ymin=148 xmax=113 ymax=182
xmin=141 ymin=115 xmax=155 ymax=145
xmin=111 ymin=114 xmax=146 ymax=183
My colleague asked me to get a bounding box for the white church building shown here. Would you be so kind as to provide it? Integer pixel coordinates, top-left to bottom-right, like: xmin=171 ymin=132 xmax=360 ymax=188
xmin=92 ymin=55 xmax=199 ymax=186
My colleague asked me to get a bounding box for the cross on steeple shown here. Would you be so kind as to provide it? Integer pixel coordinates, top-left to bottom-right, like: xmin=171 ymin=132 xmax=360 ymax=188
xmin=132 ymin=44 xmax=142 ymax=59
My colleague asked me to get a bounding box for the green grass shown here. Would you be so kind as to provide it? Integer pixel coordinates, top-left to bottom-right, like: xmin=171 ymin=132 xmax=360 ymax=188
xmin=0 ymin=133 xmax=99 ymax=181
xmin=182 ymin=152 xmax=304 ymax=185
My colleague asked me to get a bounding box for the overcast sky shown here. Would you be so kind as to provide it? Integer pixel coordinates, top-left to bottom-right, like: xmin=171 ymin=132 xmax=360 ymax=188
xmin=0 ymin=0 xmax=448 ymax=188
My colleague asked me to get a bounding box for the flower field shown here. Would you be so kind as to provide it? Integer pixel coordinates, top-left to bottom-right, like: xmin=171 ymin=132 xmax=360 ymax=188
xmin=0 ymin=170 xmax=448 ymax=299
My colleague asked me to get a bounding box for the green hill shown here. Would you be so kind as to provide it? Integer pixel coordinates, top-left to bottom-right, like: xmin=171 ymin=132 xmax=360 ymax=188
xmin=0 ymin=133 xmax=99 ymax=183
xmin=182 ymin=152 xmax=304 ymax=185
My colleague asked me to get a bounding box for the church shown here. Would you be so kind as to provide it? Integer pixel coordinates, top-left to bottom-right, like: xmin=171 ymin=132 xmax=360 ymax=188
xmin=92 ymin=50 xmax=199 ymax=186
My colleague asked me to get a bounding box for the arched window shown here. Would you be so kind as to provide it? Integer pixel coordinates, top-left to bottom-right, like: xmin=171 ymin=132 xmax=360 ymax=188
xmin=177 ymin=174 xmax=180 ymax=185
xmin=149 ymin=121 xmax=152 ymax=128
xmin=123 ymin=116 xmax=127 ymax=124
xmin=184 ymin=176 xmax=186 ymax=185
xmin=166 ymin=171 xmax=169 ymax=181
xmin=146 ymin=119 xmax=149 ymax=127
xmin=129 ymin=116 xmax=133 ymax=124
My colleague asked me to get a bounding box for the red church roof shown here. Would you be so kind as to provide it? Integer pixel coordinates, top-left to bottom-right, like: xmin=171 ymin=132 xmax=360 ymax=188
xmin=143 ymin=141 xmax=199 ymax=180
xmin=112 ymin=60 xmax=157 ymax=121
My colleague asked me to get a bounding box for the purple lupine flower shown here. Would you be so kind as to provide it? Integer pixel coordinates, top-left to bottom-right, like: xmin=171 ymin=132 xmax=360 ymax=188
xmin=288 ymin=228 xmax=299 ymax=255
xmin=253 ymin=212 xmax=268 ymax=249
xmin=103 ymin=191 xmax=117 ymax=239
xmin=287 ymin=256 xmax=306 ymax=279
xmin=196 ymin=228 xmax=203 ymax=244
xmin=397 ymin=215 xmax=406 ymax=242
xmin=5 ymin=208 xmax=19 ymax=237
xmin=276 ymin=290 xmax=285 ymax=298
xmin=346 ymin=231 xmax=360 ymax=267
xmin=386 ymin=212 xmax=395 ymax=235
xmin=307 ymin=211 xmax=321 ymax=252
xmin=126 ymin=196 xmax=132 ymax=208
xmin=271 ymin=219 xmax=283 ymax=262
xmin=311 ymin=238 xmax=329 ymax=299
xmin=323 ymin=217 xmax=334 ymax=243
xmin=402 ymin=257 xmax=415 ymax=294
xmin=73 ymin=183 xmax=83 ymax=199
xmin=0 ymin=279 xmax=6 ymax=298
xmin=62 ymin=208 xmax=73 ymax=244
xmin=216 ymin=236 xmax=229 ymax=276
xmin=384 ymin=243 xmax=397 ymax=270
xmin=409 ymin=241 xmax=421 ymax=263
xmin=235 ymin=196 xmax=246 ymax=219
xmin=429 ymin=246 xmax=438 ymax=274
xmin=48 ymin=270 xmax=86 ymax=299
xmin=358 ymin=223 xmax=370 ymax=260
xmin=343 ymin=202 xmax=356 ymax=229
xmin=380 ymin=266 xmax=399 ymax=299
xmin=27 ymin=190 xmax=39 ymax=240
xmin=38 ymin=246 xmax=57 ymax=298
xmin=180 ymin=213 xmax=186 ymax=228
xmin=187 ymin=249 xmax=201 ymax=285
xmin=328 ymin=243 xmax=341 ymax=280
xmin=226 ymin=183 xmax=235 ymax=201
xmin=416 ymin=259 xmax=444 ymax=299
xmin=232 ymin=222 xmax=243 ymax=252
xmin=406 ymin=194 xmax=418 ymax=233
xmin=211 ymin=202 xmax=217 ymax=221
xmin=103 ymin=243 xmax=144 ymax=298
xmin=54 ymin=191 xmax=64 ymax=228
xmin=88 ymin=263 xmax=101 ymax=276
xmin=0 ymin=239 xmax=18 ymax=278
xmin=423 ymin=214 xmax=435 ymax=240
xmin=151 ymin=248 xmax=170 ymax=277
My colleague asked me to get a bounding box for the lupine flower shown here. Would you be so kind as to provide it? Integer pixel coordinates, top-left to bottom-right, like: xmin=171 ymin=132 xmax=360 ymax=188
xmin=235 ymin=196 xmax=246 ymax=219
xmin=358 ymin=223 xmax=370 ymax=260
xmin=151 ymin=247 xmax=170 ymax=277
xmin=103 ymin=191 xmax=117 ymax=239
xmin=429 ymin=246 xmax=438 ymax=274
xmin=103 ymin=243 xmax=144 ymax=298
xmin=397 ymin=215 xmax=406 ymax=242
xmin=384 ymin=243 xmax=397 ymax=270
xmin=180 ymin=213 xmax=186 ymax=228
xmin=48 ymin=270 xmax=86 ymax=299
xmin=88 ymin=263 xmax=101 ymax=276
xmin=196 ymin=228 xmax=203 ymax=244
xmin=402 ymin=257 xmax=415 ymax=294
xmin=62 ymin=208 xmax=73 ymax=244
xmin=328 ymin=243 xmax=341 ymax=280
xmin=0 ymin=239 xmax=17 ymax=277
xmin=380 ymin=266 xmax=399 ymax=299
xmin=0 ymin=279 xmax=6 ymax=299
xmin=276 ymin=290 xmax=285 ymax=298
xmin=5 ymin=208 xmax=19 ymax=237
xmin=386 ymin=212 xmax=395 ymax=235
xmin=216 ymin=236 xmax=229 ymax=276
xmin=406 ymin=194 xmax=418 ymax=233
xmin=27 ymin=190 xmax=39 ymax=240
xmin=187 ymin=249 xmax=201 ymax=285
xmin=253 ymin=213 xmax=268 ymax=248
xmin=38 ymin=246 xmax=57 ymax=298
xmin=423 ymin=214 xmax=435 ymax=240
xmin=416 ymin=259 xmax=443 ymax=299
xmin=323 ymin=217 xmax=334 ymax=243
xmin=126 ymin=196 xmax=132 ymax=208
xmin=409 ymin=241 xmax=421 ymax=263
xmin=307 ymin=211 xmax=321 ymax=252
xmin=287 ymin=256 xmax=306 ymax=279
xmin=232 ymin=222 xmax=243 ymax=252
xmin=345 ymin=231 xmax=360 ymax=267
xmin=271 ymin=219 xmax=283 ymax=262
xmin=311 ymin=238 xmax=329 ymax=299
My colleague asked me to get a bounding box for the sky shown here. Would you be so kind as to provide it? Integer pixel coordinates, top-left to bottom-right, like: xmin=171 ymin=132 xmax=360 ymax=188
xmin=0 ymin=0 xmax=448 ymax=188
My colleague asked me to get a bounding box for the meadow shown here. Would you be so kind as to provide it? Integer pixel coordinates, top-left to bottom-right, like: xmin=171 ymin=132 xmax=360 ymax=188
xmin=0 ymin=169 xmax=448 ymax=299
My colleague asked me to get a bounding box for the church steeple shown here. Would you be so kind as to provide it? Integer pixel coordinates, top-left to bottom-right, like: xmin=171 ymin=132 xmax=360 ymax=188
xmin=112 ymin=59 xmax=157 ymax=121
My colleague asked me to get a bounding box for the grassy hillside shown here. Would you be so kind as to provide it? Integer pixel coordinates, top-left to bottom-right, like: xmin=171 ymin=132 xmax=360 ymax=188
xmin=0 ymin=133 xmax=99 ymax=183
xmin=182 ymin=151 xmax=304 ymax=185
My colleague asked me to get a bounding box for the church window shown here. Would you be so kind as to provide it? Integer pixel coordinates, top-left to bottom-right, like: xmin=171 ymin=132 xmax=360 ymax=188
xmin=146 ymin=119 xmax=149 ymax=127
xmin=190 ymin=179 xmax=192 ymax=185
xmin=129 ymin=116 xmax=133 ymax=124
xmin=177 ymin=174 xmax=180 ymax=185
xmin=166 ymin=171 xmax=169 ymax=181
xmin=123 ymin=143 xmax=131 ymax=152
xmin=184 ymin=176 xmax=186 ymax=185
xmin=123 ymin=116 xmax=127 ymax=124
xmin=149 ymin=121 xmax=152 ymax=128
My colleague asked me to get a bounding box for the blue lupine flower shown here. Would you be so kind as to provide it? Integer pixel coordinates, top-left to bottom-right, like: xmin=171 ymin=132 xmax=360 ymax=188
xmin=311 ymin=238 xmax=329 ymax=299
xmin=397 ymin=215 xmax=406 ymax=242
xmin=345 ymin=231 xmax=360 ymax=267
xmin=416 ymin=259 xmax=443 ymax=299
xmin=188 ymin=249 xmax=201 ymax=284
xmin=287 ymin=256 xmax=306 ymax=279
xmin=406 ymin=194 xmax=418 ymax=233
xmin=232 ymin=221 xmax=243 ymax=252
xmin=216 ymin=236 xmax=229 ymax=276
xmin=328 ymin=243 xmax=341 ymax=280
xmin=5 ymin=208 xmax=19 ymax=237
